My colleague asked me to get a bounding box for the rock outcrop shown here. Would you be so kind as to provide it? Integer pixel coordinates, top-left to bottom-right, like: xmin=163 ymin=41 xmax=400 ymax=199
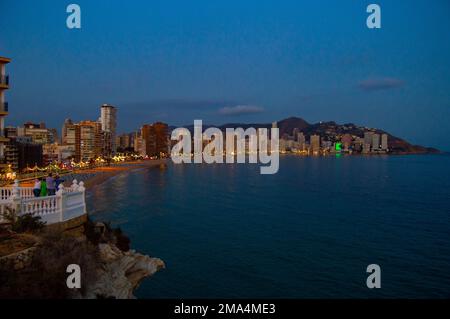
xmin=0 ymin=219 xmax=165 ymax=299
xmin=78 ymin=243 xmax=165 ymax=299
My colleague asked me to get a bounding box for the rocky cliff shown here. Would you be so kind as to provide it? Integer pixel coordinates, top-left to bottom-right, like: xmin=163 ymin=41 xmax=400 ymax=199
xmin=0 ymin=219 xmax=165 ymax=299
xmin=77 ymin=242 xmax=164 ymax=299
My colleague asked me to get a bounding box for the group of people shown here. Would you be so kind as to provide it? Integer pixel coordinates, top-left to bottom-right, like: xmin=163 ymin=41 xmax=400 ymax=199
xmin=32 ymin=173 xmax=64 ymax=197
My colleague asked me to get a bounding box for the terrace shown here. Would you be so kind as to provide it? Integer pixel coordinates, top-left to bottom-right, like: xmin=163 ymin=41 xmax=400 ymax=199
xmin=0 ymin=179 xmax=87 ymax=225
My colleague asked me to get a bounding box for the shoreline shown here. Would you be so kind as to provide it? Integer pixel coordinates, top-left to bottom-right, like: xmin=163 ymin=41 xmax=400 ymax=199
xmin=1 ymin=160 xmax=168 ymax=298
xmin=17 ymin=159 xmax=168 ymax=190
xmin=73 ymin=159 xmax=168 ymax=191
xmin=12 ymin=153 xmax=446 ymax=188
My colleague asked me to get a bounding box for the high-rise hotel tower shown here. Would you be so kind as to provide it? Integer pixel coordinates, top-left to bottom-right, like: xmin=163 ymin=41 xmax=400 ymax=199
xmin=0 ymin=56 xmax=11 ymax=169
xmin=100 ymin=104 xmax=117 ymax=156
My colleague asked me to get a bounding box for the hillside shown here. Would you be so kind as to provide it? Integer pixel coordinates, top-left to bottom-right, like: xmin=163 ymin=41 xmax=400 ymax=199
xmin=173 ymin=117 xmax=440 ymax=154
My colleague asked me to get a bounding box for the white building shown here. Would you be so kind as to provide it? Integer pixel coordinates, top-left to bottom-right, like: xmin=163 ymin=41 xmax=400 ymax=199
xmin=364 ymin=132 xmax=374 ymax=147
xmin=297 ymin=132 xmax=306 ymax=150
xmin=100 ymin=104 xmax=117 ymax=156
xmin=381 ymin=134 xmax=388 ymax=151
xmin=372 ymin=134 xmax=380 ymax=151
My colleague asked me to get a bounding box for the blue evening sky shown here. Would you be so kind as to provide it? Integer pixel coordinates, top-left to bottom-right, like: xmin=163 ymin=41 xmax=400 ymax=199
xmin=0 ymin=0 xmax=449 ymax=150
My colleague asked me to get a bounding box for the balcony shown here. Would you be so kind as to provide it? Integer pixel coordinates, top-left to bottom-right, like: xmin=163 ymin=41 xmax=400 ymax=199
xmin=0 ymin=102 xmax=9 ymax=113
xmin=0 ymin=102 xmax=8 ymax=114
xmin=0 ymin=75 xmax=9 ymax=88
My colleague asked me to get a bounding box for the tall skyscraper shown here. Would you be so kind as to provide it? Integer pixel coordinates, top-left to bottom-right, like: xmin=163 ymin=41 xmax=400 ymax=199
xmin=61 ymin=119 xmax=103 ymax=162
xmin=381 ymin=134 xmax=388 ymax=151
xmin=372 ymin=134 xmax=380 ymax=151
xmin=100 ymin=104 xmax=117 ymax=156
xmin=76 ymin=120 xmax=102 ymax=162
xmin=62 ymin=118 xmax=74 ymax=144
xmin=61 ymin=118 xmax=77 ymax=160
xmin=0 ymin=56 xmax=11 ymax=169
xmin=364 ymin=132 xmax=374 ymax=146
xmin=134 ymin=131 xmax=143 ymax=155
xmin=310 ymin=134 xmax=320 ymax=154
xmin=363 ymin=131 xmax=374 ymax=153
xmin=116 ymin=133 xmax=134 ymax=151
xmin=297 ymin=132 xmax=306 ymax=151
xmin=140 ymin=122 xmax=169 ymax=157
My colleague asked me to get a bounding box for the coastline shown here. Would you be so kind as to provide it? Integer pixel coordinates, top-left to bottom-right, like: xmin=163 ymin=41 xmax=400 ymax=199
xmin=71 ymin=159 xmax=168 ymax=191
xmin=1 ymin=159 xmax=168 ymax=299
xmin=17 ymin=159 xmax=168 ymax=190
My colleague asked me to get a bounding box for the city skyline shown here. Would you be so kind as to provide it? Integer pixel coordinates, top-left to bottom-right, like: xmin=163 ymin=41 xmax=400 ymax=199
xmin=1 ymin=0 xmax=450 ymax=150
xmin=1 ymin=1 xmax=450 ymax=302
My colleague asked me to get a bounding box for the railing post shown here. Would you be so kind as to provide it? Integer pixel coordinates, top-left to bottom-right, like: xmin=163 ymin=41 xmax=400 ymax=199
xmin=72 ymin=179 xmax=79 ymax=191
xmin=56 ymin=185 xmax=64 ymax=222
xmin=11 ymin=179 xmax=22 ymax=217
xmin=78 ymin=181 xmax=87 ymax=214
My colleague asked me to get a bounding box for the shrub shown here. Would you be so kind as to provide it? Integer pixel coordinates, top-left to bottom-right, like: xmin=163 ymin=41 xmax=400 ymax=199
xmin=0 ymin=229 xmax=100 ymax=299
xmin=2 ymin=208 xmax=45 ymax=234
xmin=11 ymin=214 xmax=46 ymax=233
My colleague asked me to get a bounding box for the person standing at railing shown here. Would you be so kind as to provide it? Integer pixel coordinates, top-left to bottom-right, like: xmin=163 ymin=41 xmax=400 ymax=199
xmin=33 ymin=178 xmax=41 ymax=197
xmin=55 ymin=174 xmax=64 ymax=191
xmin=40 ymin=177 xmax=47 ymax=197
xmin=46 ymin=173 xmax=56 ymax=196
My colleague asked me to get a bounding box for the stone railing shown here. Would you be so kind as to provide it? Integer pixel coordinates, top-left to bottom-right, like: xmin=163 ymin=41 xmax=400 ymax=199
xmin=0 ymin=180 xmax=87 ymax=225
xmin=0 ymin=186 xmax=34 ymax=201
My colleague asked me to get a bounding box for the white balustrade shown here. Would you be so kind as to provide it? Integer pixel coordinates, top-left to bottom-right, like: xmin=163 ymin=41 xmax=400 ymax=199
xmin=0 ymin=179 xmax=86 ymax=225
xmin=0 ymin=188 xmax=12 ymax=201
xmin=0 ymin=187 xmax=36 ymax=200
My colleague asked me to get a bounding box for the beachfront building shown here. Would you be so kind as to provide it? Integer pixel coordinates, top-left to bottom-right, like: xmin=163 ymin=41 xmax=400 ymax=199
xmin=100 ymin=104 xmax=117 ymax=157
xmin=43 ymin=143 xmax=61 ymax=165
xmin=58 ymin=144 xmax=76 ymax=161
xmin=62 ymin=118 xmax=76 ymax=145
xmin=140 ymin=122 xmax=169 ymax=158
xmin=372 ymin=134 xmax=380 ymax=151
xmin=61 ymin=118 xmax=77 ymax=160
xmin=18 ymin=122 xmax=57 ymax=145
xmin=5 ymin=136 xmax=43 ymax=171
xmin=341 ymin=134 xmax=353 ymax=151
xmin=3 ymin=126 xmax=43 ymax=171
xmin=134 ymin=131 xmax=144 ymax=155
xmin=381 ymin=134 xmax=388 ymax=151
xmin=353 ymin=137 xmax=364 ymax=153
xmin=310 ymin=134 xmax=320 ymax=155
xmin=0 ymin=56 xmax=11 ymax=171
xmin=297 ymin=132 xmax=306 ymax=151
xmin=76 ymin=120 xmax=102 ymax=162
xmin=116 ymin=132 xmax=135 ymax=153
xmin=61 ymin=119 xmax=103 ymax=162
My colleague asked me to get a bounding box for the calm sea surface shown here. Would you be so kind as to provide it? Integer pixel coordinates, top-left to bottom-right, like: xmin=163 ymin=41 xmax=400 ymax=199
xmin=87 ymin=155 xmax=450 ymax=298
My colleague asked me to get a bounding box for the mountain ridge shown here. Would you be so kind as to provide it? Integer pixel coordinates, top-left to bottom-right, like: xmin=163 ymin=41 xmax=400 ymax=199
xmin=170 ymin=117 xmax=440 ymax=154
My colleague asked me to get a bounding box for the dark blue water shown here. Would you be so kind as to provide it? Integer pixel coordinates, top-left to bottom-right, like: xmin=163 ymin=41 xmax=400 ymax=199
xmin=87 ymin=155 xmax=450 ymax=298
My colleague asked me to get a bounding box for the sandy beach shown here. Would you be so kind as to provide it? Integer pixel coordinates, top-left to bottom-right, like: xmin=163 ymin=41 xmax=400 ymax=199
xmin=70 ymin=159 xmax=168 ymax=191
xmin=19 ymin=159 xmax=168 ymax=191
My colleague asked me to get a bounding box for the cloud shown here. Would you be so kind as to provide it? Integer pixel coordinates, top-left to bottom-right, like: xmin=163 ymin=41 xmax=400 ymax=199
xmin=358 ymin=77 xmax=405 ymax=91
xmin=218 ymin=105 xmax=264 ymax=116
xmin=122 ymin=99 xmax=231 ymax=111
